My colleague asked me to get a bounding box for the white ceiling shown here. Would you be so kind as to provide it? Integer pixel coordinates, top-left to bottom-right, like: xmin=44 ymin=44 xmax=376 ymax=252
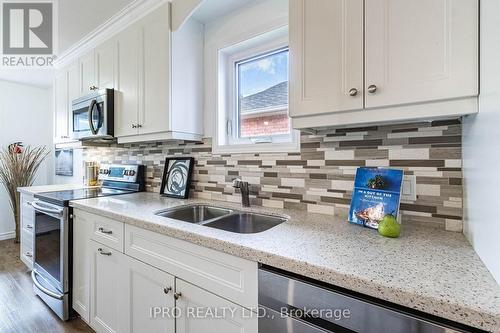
xmin=191 ymin=0 xmax=254 ymax=24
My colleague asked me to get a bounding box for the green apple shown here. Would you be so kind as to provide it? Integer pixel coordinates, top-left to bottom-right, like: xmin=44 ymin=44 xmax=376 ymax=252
xmin=378 ymin=214 xmax=401 ymax=238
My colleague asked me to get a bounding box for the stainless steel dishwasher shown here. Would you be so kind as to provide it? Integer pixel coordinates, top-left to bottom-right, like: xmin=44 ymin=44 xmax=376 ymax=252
xmin=258 ymin=267 xmax=481 ymax=333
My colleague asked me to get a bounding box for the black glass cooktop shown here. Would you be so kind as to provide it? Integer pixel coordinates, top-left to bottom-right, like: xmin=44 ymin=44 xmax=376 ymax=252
xmin=35 ymin=187 xmax=134 ymax=206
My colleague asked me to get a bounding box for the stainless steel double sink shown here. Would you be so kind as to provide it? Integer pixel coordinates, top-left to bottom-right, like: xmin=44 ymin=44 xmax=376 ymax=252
xmin=155 ymin=204 xmax=287 ymax=234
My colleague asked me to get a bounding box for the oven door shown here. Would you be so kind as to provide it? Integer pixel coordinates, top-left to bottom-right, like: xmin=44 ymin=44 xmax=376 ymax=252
xmin=31 ymin=200 xmax=69 ymax=295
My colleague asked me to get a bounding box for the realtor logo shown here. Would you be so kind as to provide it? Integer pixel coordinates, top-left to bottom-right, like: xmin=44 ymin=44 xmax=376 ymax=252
xmin=2 ymin=2 xmax=53 ymax=54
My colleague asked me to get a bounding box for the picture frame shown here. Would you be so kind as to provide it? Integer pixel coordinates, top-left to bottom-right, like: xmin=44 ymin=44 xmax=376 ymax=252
xmin=54 ymin=148 xmax=74 ymax=176
xmin=160 ymin=157 xmax=195 ymax=199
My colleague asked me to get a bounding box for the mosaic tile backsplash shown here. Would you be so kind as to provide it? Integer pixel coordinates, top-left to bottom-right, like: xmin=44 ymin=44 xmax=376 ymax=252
xmin=83 ymin=119 xmax=463 ymax=232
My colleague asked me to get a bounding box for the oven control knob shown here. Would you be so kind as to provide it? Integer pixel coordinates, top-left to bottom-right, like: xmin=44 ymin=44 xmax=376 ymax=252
xmin=129 ymin=170 xmax=136 ymax=177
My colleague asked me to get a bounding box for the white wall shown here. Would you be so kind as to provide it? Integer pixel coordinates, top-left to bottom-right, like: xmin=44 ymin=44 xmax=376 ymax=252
xmin=462 ymin=0 xmax=500 ymax=284
xmin=203 ymin=0 xmax=288 ymax=137
xmin=0 ymin=81 xmax=53 ymax=240
xmin=58 ymin=0 xmax=133 ymax=54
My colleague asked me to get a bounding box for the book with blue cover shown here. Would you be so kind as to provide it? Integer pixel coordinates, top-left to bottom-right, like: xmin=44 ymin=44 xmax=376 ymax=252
xmin=348 ymin=167 xmax=404 ymax=229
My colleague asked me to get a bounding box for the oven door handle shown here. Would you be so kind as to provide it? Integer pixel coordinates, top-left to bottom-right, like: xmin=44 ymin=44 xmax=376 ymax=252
xmin=31 ymin=201 xmax=64 ymax=216
xmin=31 ymin=270 xmax=64 ymax=300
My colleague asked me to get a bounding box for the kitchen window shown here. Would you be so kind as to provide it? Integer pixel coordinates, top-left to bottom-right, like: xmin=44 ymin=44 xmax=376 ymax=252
xmin=216 ymin=27 xmax=299 ymax=153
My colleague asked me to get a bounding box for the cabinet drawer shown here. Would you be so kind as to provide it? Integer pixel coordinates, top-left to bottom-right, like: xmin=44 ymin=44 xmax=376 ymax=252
xmin=88 ymin=213 xmax=124 ymax=252
xmin=125 ymin=224 xmax=258 ymax=310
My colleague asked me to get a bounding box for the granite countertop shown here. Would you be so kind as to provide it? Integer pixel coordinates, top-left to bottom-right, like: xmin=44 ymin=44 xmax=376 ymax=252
xmin=18 ymin=184 xmax=92 ymax=195
xmin=70 ymin=192 xmax=500 ymax=332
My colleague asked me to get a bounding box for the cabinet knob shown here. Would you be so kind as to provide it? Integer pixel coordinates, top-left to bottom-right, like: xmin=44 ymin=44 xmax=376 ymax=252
xmin=173 ymin=292 xmax=182 ymax=300
xmin=348 ymin=88 xmax=358 ymax=96
xmin=367 ymin=85 xmax=378 ymax=94
xmin=98 ymin=248 xmax=112 ymax=256
xmin=98 ymin=227 xmax=113 ymax=235
xmin=163 ymin=287 xmax=172 ymax=294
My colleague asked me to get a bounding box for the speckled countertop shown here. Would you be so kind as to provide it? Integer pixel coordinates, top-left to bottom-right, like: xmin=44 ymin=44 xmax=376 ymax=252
xmin=70 ymin=192 xmax=500 ymax=332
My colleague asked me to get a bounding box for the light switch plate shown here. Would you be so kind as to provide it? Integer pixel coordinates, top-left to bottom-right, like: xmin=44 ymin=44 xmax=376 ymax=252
xmin=401 ymin=175 xmax=417 ymax=202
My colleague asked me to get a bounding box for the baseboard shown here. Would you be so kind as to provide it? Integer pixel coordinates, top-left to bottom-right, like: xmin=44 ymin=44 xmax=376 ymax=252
xmin=0 ymin=231 xmax=15 ymax=241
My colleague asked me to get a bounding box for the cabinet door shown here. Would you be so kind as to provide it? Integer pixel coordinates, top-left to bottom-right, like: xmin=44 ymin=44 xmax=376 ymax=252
xmin=116 ymin=25 xmax=140 ymax=137
xmin=96 ymin=39 xmax=118 ymax=89
xmin=73 ymin=212 xmax=90 ymax=323
xmin=124 ymin=254 xmax=175 ymax=333
xmin=80 ymin=50 xmax=96 ymax=94
xmin=67 ymin=61 xmax=80 ymax=135
xmin=365 ymin=0 xmax=478 ymax=108
xmin=176 ymin=279 xmax=257 ymax=333
xmin=139 ymin=3 xmax=171 ymax=134
xmin=54 ymin=70 xmax=69 ymax=141
xmin=289 ymin=0 xmax=363 ymax=117
xmin=89 ymin=241 xmax=128 ymax=333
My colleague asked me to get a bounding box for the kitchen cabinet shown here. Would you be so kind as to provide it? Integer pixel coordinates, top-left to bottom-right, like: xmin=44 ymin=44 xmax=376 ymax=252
xmin=19 ymin=193 xmax=34 ymax=268
xmin=73 ymin=211 xmax=90 ymax=323
xmin=95 ymin=38 xmax=118 ymax=90
xmin=54 ymin=70 xmax=70 ymax=142
xmin=115 ymin=3 xmax=203 ymax=143
xmin=89 ymin=240 xmax=128 ymax=333
xmin=73 ymin=209 xmax=258 ymax=333
xmin=176 ymin=279 xmax=257 ymax=333
xmin=290 ymin=0 xmax=479 ymax=129
xmin=289 ymin=0 xmax=363 ymax=117
xmin=80 ymin=50 xmax=96 ymax=94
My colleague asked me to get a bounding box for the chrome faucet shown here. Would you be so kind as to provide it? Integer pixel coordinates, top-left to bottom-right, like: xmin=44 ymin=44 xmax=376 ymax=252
xmin=232 ymin=177 xmax=250 ymax=207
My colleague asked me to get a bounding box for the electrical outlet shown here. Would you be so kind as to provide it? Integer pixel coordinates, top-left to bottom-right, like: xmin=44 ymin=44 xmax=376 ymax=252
xmin=401 ymin=175 xmax=417 ymax=202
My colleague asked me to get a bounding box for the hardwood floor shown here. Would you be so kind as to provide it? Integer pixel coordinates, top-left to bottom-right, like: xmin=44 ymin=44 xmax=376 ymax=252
xmin=0 ymin=239 xmax=94 ymax=333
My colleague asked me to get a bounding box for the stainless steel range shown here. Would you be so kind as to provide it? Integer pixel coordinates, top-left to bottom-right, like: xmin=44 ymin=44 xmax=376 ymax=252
xmin=31 ymin=164 xmax=144 ymax=320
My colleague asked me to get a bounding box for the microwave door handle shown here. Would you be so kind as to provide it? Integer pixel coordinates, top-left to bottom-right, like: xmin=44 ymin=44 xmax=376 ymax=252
xmin=88 ymin=99 xmax=99 ymax=135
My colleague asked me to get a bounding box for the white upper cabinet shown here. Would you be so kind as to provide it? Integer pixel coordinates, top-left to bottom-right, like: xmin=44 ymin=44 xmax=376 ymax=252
xmin=289 ymin=0 xmax=479 ymax=129
xmin=54 ymin=70 xmax=69 ymax=141
xmin=95 ymin=38 xmax=118 ymax=90
xmin=116 ymin=24 xmax=141 ymax=138
xmin=140 ymin=5 xmax=171 ymax=136
xmin=80 ymin=50 xmax=96 ymax=94
xmin=289 ymin=0 xmax=364 ymax=117
xmin=365 ymin=0 xmax=478 ymax=108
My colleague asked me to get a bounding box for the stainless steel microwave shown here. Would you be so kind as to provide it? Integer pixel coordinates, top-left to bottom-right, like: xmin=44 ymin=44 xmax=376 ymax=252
xmin=71 ymin=89 xmax=114 ymax=141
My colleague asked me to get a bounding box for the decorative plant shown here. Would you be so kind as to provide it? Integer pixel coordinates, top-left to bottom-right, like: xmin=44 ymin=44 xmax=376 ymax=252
xmin=0 ymin=143 xmax=49 ymax=243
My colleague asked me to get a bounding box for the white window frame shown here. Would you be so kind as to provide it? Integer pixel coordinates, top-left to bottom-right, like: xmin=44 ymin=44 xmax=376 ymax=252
xmin=214 ymin=28 xmax=300 ymax=154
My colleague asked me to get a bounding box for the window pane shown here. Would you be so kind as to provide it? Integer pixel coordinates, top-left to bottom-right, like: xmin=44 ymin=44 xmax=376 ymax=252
xmin=237 ymin=48 xmax=290 ymax=138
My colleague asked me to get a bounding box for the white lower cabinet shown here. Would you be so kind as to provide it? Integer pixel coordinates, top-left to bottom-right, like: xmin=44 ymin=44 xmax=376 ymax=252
xmin=19 ymin=193 xmax=34 ymax=268
xmin=90 ymin=241 xmax=129 ymax=333
xmin=73 ymin=209 xmax=257 ymax=333
xmin=176 ymin=279 xmax=257 ymax=333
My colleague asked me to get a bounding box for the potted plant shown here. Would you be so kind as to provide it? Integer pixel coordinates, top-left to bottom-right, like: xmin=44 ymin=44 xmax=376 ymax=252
xmin=0 ymin=143 xmax=49 ymax=243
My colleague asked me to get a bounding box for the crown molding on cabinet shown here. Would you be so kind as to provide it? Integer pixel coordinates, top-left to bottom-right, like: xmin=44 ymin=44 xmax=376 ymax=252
xmin=54 ymin=0 xmax=169 ymax=69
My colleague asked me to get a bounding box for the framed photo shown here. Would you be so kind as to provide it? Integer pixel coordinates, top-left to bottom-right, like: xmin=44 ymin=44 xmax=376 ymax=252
xmin=55 ymin=149 xmax=74 ymax=176
xmin=160 ymin=157 xmax=195 ymax=199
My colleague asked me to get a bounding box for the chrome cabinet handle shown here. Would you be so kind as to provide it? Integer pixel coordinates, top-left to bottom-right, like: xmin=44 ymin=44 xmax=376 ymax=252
xmin=26 ymin=252 xmax=33 ymax=258
xmin=27 ymin=201 xmax=32 ymax=206
xmin=26 ymin=224 xmax=33 ymax=229
xmin=173 ymin=292 xmax=182 ymax=300
xmin=164 ymin=287 xmax=172 ymax=294
xmin=98 ymin=248 xmax=112 ymax=256
xmin=98 ymin=227 xmax=112 ymax=235
xmin=137 ymin=124 xmax=142 ymax=128
xmin=132 ymin=124 xmax=137 ymax=128
xmin=90 ymin=86 xmax=98 ymax=91
xmin=367 ymin=85 xmax=378 ymax=94
xmin=348 ymin=88 xmax=358 ymax=96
